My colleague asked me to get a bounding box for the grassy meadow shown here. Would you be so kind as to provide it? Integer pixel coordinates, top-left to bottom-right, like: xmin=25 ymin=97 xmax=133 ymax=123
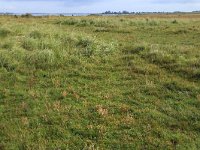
xmin=0 ymin=14 xmax=200 ymax=149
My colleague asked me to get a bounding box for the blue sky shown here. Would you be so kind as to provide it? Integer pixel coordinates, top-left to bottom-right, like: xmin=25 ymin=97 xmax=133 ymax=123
xmin=0 ymin=0 xmax=200 ymax=13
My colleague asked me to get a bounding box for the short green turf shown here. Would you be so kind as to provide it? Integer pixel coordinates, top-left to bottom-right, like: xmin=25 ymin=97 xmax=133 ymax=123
xmin=0 ymin=14 xmax=200 ymax=149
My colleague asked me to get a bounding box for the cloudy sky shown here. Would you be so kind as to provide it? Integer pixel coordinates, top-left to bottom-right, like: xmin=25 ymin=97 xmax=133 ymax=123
xmin=0 ymin=0 xmax=200 ymax=13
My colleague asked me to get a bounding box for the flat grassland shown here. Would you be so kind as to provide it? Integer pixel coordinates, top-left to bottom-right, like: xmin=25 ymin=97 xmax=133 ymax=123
xmin=0 ymin=14 xmax=200 ymax=149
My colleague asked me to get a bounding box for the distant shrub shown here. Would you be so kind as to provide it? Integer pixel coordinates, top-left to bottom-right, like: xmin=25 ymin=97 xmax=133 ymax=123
xmin=14 ymin=15 xmax=19 ymax=18
xmin=21 ymin=13 xmax=33 ymax=18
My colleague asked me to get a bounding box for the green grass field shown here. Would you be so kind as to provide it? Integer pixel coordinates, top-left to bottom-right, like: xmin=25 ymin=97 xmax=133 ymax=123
xmin=0 ymin=14 xmax=200 ymax=149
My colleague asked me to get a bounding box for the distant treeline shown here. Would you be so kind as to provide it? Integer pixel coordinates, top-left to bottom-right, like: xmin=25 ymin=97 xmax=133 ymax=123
xmin=0 ymin=13 xmax=89 ymax=17
xmin=0 ymin=13 xmax=32 ymax=16
xmin=102 ymin=10 xmax=200 ymax=15
xmin=1 ymin=11 xmax=200 ymax=17
xmin=0 ymin=13 xmax=40 ymax=18
xmin=0 ymin=13 xmax=68 ymax=17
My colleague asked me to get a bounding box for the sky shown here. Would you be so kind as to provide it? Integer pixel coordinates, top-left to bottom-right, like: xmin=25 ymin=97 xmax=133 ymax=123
xmin=0 ymin=0 xmax=200 ymax=13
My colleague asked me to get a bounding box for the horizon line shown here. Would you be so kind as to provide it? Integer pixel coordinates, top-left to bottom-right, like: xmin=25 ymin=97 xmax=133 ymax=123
xmin=1 ymin=10 xmax=200 ymax=14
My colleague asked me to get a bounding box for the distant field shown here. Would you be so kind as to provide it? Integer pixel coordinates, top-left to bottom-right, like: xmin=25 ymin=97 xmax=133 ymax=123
xmin=0 ymin=14 xmax=200 ymax=149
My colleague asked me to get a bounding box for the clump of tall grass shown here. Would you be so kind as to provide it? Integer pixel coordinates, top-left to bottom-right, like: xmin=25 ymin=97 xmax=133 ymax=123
xmin=75 ymin=35 xmax=117 ymax=57
xmin=19 ymin=29 xmax=117 ymax=69
xmin=129 ymin=19 xmax=159 ymax=26
xmin=122 ymin=45 xmax=146 ymax=55
xmin=173 ymin=29 xmax=188 ymax=34
xmin=172 ymin=20 xmax=178 ymax=24
xmin=141 ymin=44 xmax=178 ymax=65
xmin=140 ymin=44 xmax=200 ymax=81
xmin=0 ymin=28 xmax=12 ymax=38
xmin=0 ymin=50 xmax=13 ymax=70
xmin=25 ymin=49 xmax=55 ymax=69
xmin=29 ymin=30 xmax=43 ymax=39
xmin=93 ymin=19 xmax=111 ymax=27
xmin=94 ymin=27 xmax=110 ymax=32
xmin=0 ymin=49 xmax=22 ymax=71
xmin=148 ymin=20 xmax=159 ymax=26
xmin=77 ymin=36 xmax=94 ymax=48
xmin=59 ymin=18 xmax=112 ymax=27
xmin=22 ymin=37 xmax=61 ymax=51
xmin=22 ymin=38 xmax=37 ymax=51
xmin=27 ymin=30 xmax=116 ymax=57
xmin=1 ymin=40 xmax=15 ymax=50
xmin=60 ymin=18 xmax=78 ymax=25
